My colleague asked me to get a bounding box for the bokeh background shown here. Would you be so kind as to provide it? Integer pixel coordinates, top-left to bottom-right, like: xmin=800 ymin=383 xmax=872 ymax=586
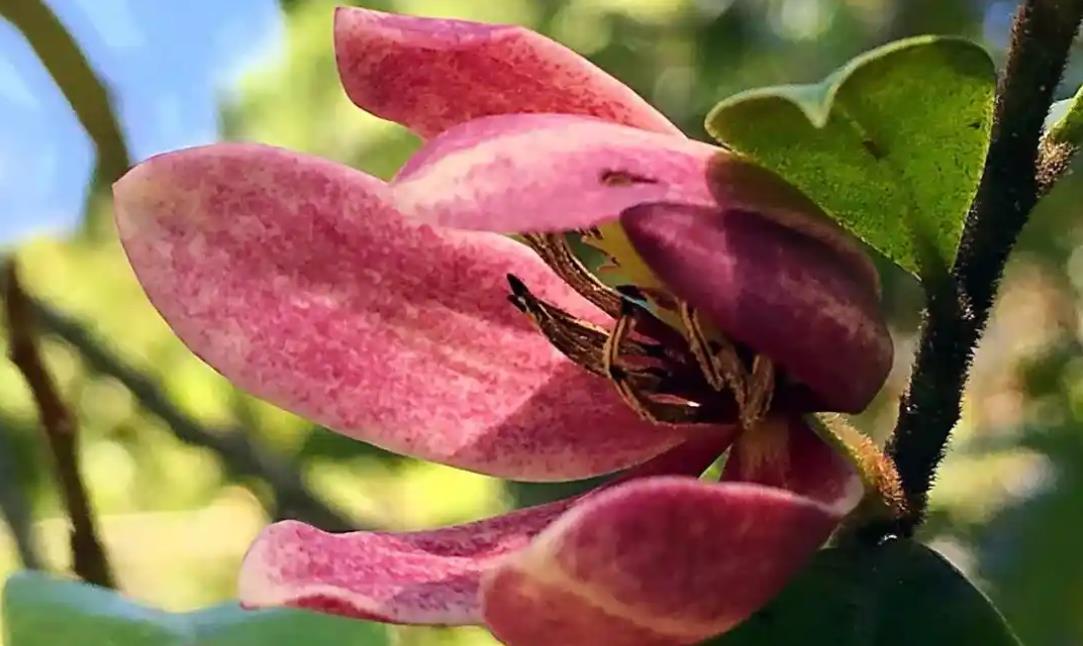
xmin=1 ymin=1 xmax=1081 ymax=644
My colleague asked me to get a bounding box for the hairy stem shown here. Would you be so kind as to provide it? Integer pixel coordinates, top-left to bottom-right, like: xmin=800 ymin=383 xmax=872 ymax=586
xmin=884 ymin=0 xmax=1083 ymax=536
xmin=2 ymin=260 xmax=114 ymax=587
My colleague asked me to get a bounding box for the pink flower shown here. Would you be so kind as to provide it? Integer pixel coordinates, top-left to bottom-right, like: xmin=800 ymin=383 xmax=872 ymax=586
xmin=112 ymin=8 xmax=893 ymax=645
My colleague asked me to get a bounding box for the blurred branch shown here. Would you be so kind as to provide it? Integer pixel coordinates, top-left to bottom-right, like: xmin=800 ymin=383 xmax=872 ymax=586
xmin=0 ymin=420 xmax=43 ymax=570
xmin=28 ymin=298 xmax=360 ymax=532
xmin=883 ymin=0 xmax=1083 ymax=537
xmin=0 ymin=0 xmax=130 ymax=188
xmin=2 ymin=260 xmax=114 ymax=587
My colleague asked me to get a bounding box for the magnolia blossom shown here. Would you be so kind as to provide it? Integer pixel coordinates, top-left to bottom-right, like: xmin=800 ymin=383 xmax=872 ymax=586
xmin=112 ymin=7 xmax=893 ymax=645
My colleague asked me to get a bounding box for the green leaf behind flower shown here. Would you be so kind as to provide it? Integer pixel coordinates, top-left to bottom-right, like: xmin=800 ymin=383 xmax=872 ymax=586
xmin=2 ymin=571 xmax=390 ymax=646
xmin=706 ymin=37 xmax=995 ymax=279
xmin=706 ymin=539 xmax=1021 ymax=645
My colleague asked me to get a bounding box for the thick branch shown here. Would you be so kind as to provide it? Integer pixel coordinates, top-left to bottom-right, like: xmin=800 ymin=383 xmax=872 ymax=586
xmin=885 ymin=0 xmax=1083 ymax=535
xmin=2 ymin=260 xmax=114 ymax=587
xmin=29 ymin=298 xmax=360 ymax=532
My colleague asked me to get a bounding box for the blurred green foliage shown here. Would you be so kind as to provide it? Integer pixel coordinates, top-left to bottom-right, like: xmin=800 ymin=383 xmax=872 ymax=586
xmin=1 ymin=1 xmax=1083 ymax=645
xmin=3 ymin=571 xmax=391 ymax=646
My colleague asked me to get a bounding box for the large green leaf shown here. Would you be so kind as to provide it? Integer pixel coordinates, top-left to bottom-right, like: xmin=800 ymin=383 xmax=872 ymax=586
xmin=2 ymin=571 xmax=390 ymax=646
xmin=707 ymin=539 xmax=1021 ymax=645
xmin=706 ymin=37 xmax=995 ymax=278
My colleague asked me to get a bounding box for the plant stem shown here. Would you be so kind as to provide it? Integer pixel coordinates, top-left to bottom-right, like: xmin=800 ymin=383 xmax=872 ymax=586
xmin=2 ymin=260 xmax=114 ymax=587
xmin=883 ymin=0 xmax=1083 ymax=537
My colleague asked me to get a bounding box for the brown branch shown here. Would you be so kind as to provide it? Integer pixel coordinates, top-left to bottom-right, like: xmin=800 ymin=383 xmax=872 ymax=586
xmin=881 ymin=0 xmax=1083 ymax=537
xmin=2 ymin=260 xmax=113 ymax=587
xmin=28 ymin=297 xmax=361 ymax=532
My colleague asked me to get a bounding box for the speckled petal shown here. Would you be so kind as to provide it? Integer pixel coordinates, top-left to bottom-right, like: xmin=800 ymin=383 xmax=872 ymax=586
xmin=113 ymin=143 xmax=692 ymax=480
xmin=238 ymin=432 xmax=734 ymax=625
xmin=392 ymin=114 xmax=721 ymax=232
xmin=480 ymin=476 xmax=850 ymax=646
xmin=620 ymin=203 xmax=893 ymax=413
xmin=333 ymin=7 xmax=679 ymax=138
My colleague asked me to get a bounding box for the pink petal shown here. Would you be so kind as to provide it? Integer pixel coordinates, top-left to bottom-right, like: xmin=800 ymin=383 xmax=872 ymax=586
xmin=480 ymin=476 xmax=854 ymax=646
xmin=238 ymin=432 xmax=734 ymax=625
xmin=333 ymin=7 xmax=679 ymax=139
xmin=721 ymin=413 xmax=863 ymax=512
xmin=620 ymin=202 xmax=893 ymax=413
xmin=392 ymin=113 xmax=721 ymax=232
xmin=113 ymin=142 xmax=694 ymax=480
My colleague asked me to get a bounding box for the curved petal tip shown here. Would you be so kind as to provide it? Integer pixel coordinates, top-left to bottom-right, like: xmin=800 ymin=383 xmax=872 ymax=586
xmin=333 ymin=6 xmax=679 ymax=138
xmin=239 ymin=519 xmax=490 ymax=624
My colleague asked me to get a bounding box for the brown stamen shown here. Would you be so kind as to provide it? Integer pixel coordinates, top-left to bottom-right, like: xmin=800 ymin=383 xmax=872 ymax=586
xmin=678 ymin=301 xmax=746 ymax=398
xmin=521 ymin=233 xmax=623 ymax=318
xmin=603 ymin=301 xmax=707 ymax=425
xmin=742 ymin=355 xmax=776 ymax=430
xmin=506 ymin=274 xmax=662 ymax=378
xmin=678 ymin=301 xmax=777 ymax=430
xmin=506 ymin=275 xmax=763 ymax=428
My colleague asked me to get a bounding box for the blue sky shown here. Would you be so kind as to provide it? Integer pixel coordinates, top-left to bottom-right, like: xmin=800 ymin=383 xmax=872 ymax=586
xmin=0 ymin=0 xmax=282 ymax=245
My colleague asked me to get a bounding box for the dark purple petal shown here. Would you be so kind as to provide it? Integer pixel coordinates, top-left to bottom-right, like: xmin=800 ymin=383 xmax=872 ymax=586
xmin=621 ymin=203 xmax=892 ymax=412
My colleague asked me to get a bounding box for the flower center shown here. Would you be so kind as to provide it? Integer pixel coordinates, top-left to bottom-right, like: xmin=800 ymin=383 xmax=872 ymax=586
xmin=511 ymin=232 xmax=777 ymax=430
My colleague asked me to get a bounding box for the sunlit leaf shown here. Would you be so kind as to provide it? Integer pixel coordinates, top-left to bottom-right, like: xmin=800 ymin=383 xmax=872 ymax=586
xmin=707 ymin=539 xmax=1021 ymax=645
xmin=2 ymin=571 xmax=390 ymax=646
xmin=706 ymin=37 xmax=995 ymax=278
xmin=1045 ymin=85 xmax=1083 ymax=147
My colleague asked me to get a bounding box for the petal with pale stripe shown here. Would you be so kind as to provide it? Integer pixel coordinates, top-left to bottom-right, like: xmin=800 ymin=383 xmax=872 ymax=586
xmin=392 ymin=114 xmax=721 ymax=232
xmin=114 ymin=142 xmax=692 ymax=480
xmin=333 ymin=7 xmax=679 ymax=139
xmin=480 ymin=476 xmax=852 ymax=646
xmin=238 ymin=432 xmax=734 ymax=625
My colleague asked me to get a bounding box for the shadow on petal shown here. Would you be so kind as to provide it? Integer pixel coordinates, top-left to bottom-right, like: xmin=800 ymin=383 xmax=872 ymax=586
xmin=114 ymin=142 xmax=700 ymax=481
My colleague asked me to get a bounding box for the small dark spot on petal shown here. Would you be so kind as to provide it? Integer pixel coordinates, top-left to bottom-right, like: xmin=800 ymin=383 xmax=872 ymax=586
xmin=600 ymin=169 xmax=660 ymax=186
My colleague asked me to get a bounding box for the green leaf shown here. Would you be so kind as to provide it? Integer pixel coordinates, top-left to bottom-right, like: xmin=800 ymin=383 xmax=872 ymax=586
xmin=1045 ymin=85 xmax=1083 ymax=148
xmin=707 ymin=539 xmax=1021 ymax=645
xmin=2 ymin=571 xmax=390 ymax=646
xmin=706 ymin=37 xmax=995 ymax=278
